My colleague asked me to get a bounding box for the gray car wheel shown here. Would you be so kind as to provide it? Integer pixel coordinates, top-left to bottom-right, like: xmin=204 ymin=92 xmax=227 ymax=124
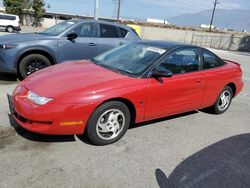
xmin=18 ymin=54 xmax=52 ymax=80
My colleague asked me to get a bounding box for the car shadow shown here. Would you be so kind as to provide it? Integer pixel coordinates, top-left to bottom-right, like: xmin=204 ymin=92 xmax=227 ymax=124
xmin=8 ymin=108 xmax=219 ymax=145
xmin=130 ymin=110 xmax=199 ymax=129
xmin=8 ymin=114 xmax=76 ymax=143
xmin=155 ymin=134 xmax=250 ymax=188
xmin=0 ymin=73 xmax=17 ymax=81
xmin=8 ymin=111 xmax=199 ymax=145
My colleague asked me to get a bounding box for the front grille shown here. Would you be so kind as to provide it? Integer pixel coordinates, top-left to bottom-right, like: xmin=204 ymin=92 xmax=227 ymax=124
xmin=14 ymin=111 xmax=27 ymax=123
xmin=14 ymin=111 xmax=52 ymax=125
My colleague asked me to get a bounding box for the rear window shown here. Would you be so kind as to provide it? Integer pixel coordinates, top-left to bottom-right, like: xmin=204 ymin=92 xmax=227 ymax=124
xmin=0 ymin=15 xmax=16 ymax=20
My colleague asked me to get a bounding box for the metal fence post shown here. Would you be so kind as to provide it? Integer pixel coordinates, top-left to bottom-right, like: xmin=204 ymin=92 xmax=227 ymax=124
xmin=191 ymin=33 xmax=195 ymax=44
xmin=228 ymin=34 xmax=234 ymax=50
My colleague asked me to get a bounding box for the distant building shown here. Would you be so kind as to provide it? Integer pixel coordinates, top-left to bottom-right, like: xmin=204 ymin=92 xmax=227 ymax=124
xmin=200 ymin=24 xmax=215 ymax=29
xmin=22 ymin=10 xmax=118 ymax=28
xmin=147 ymin=18 xmax=169 ymax=25
xmin=0 ymin=7 xmax=6 ymax=13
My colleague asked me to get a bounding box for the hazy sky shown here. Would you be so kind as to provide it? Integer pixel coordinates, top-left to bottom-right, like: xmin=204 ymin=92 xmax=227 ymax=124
xmin=1 ymin=0 xmax=250 ymax=19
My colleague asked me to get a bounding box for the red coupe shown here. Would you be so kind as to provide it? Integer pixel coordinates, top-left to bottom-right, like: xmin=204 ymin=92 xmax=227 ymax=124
xmin=9 ymin=41 xmax=244 ymax=145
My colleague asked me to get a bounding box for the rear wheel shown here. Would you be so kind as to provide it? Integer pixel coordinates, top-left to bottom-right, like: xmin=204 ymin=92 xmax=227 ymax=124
xmin=210 ymin=86 xmax=233 ymax=114
xmin=86 ymin=101 xmax=131 ymax=145
xmin=18 ymin=54 xmax=52 ymax=80
xmin=6 ymin=26 xmax=14 ymax=33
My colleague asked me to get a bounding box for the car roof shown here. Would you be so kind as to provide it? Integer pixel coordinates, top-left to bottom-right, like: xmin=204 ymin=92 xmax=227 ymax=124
xmin=136 ymin=40 xmax=198 ymax=50
xmin=72 ymin=19 xmax=133 ymax=30
xmin=0 ymin=13 xmax=19 ymax=17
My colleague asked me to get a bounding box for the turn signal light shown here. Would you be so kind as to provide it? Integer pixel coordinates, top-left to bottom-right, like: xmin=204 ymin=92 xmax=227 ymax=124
xmin=60 ymin=121 xmax=84 ymax=126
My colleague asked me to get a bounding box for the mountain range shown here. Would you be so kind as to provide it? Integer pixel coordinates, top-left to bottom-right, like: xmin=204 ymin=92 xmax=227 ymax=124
xmin=168 ymin=9 xmax=250 ymax=31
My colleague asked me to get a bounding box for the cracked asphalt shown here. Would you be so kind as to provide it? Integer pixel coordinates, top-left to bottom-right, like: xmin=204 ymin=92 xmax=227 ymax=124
xmin=0 ymin=43 xmax=250 ymax=187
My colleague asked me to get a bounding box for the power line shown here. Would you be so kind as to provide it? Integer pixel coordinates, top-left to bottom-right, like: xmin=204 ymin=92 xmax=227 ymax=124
xmin=209 ymin=0 xmax=219 ymax=31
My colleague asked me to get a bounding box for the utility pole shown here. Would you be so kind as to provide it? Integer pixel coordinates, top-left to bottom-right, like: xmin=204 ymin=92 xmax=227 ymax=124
xmin=209 ymin=0 xmax=219 ymax=32
xmin=94 ymin=0 xmax=99 ymax=20
xmin=116 ymin=0 xmax=121 ymax=22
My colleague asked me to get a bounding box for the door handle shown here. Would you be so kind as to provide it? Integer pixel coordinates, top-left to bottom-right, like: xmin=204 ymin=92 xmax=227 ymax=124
xmin=119 ymin=42 xmax=124 ymax=45
xmin=88 ymin=43 xmax=96 ymax=46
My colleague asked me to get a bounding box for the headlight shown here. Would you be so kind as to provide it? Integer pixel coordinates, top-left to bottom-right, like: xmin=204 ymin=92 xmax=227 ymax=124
xmin=0 ymin=44 xmax=16 ymax=49
xmin=27 ymin=91 xmax=53 ymax=105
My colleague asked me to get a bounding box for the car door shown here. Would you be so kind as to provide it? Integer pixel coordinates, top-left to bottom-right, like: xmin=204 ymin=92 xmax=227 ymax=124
xmin=199 ymin=49 xmax=228 ymax=108
xmin=57 ymin=22 xmax=97 ymax=62
xmin=145 ymin=47 xmax=205 ymax=120
xmin=94 ymin=23 xmax=127 ymax=56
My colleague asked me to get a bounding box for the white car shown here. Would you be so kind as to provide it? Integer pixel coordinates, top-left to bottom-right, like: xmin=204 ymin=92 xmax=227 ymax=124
xmin=0 ymin=13 xmax=21 ymax=32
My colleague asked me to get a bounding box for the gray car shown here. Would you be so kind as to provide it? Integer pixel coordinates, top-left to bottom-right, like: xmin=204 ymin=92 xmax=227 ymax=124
xmin=0 ymin=19 xmax=140 ymax=79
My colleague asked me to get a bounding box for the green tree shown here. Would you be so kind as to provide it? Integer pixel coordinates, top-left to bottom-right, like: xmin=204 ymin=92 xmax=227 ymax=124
xmin=32 ymin=0 xmax=45 ymax=27
xmin=3 ymin=0 xmax=32 ymax=24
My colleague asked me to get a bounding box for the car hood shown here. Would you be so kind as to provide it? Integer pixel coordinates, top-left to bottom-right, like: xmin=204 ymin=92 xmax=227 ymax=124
xmin=0 ymin=33 xmax=54 ymax=44
xmin=23 ymin=60 xmax=135 ymax=98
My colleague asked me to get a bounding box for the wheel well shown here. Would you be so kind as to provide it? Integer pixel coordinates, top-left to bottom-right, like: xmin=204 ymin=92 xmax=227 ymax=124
xmin=100 ymin=98 xmax=136 ymax=126
xmin=227 ymin=83 xmax=236 ymax=97
xmin=17 ymin=50 xmax=55 ymax=73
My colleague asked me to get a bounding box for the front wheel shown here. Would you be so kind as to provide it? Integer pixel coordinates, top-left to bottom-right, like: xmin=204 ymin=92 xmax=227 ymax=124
xmin=18 ymin=54 xmax=52 ymax=80
xmin=86 ymin=101 xmax=131 ymax=145
xmin=6 ymin=26 xmax=14 ymax=33
xmin=210 ymin=86 xmax=233 ymax=114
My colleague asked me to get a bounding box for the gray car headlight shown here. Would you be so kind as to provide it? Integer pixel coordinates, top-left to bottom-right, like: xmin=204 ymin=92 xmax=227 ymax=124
xmin=0 ymin=44 xmax=16 ymax=49
xmin=27 ymin=91 xmax=53 ymax=105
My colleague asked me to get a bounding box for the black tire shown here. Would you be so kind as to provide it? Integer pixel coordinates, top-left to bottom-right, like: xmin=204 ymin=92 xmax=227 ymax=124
xmin=6 ymin=26 xmax=14 ymax=33
xmin=210 ymin=86 xmax=233 ymax=114
xmin=18 ymin=54 xmax=52 ymax=80
xmin=86 ymin=101 xmax=131 ymax=145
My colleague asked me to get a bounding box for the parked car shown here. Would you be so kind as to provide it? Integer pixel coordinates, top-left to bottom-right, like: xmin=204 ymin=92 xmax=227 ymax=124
xmin=9 ymin=41 xmax=244 ymax=145
xmin=0 ymin=19 xmax=140 ymax=79
xmin=0 ymin=13 xmax=21 ymax=32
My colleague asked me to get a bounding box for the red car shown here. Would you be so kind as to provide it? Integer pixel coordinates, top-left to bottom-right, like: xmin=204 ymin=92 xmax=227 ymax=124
xmin=9 ymin=41 xmax=244 ymax=145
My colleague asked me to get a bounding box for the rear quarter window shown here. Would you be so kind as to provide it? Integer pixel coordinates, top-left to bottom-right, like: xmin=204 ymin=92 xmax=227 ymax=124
xmin=118 ymin=27 xmax=128 ymax=38
xmin=202 ymin=49 xmax=225 ymax=69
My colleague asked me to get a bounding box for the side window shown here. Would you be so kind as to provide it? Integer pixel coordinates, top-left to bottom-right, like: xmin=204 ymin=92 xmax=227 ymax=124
xmin=0 ymin=15 xmax=16 ymax=20
xmin=100 ymin=24 xmax=119 ymax=38
xmin=202 ymin=50 xmax=224 ymax=69
xmin=118 ymin=27 xmax=128 ymax=38
xmin=73 ymin=23 xmax=95 ymax=37
xmin=157 ymin=48 xmax=200 ymax=74
xmin=7 ymin=16 xmax=16 ymax=20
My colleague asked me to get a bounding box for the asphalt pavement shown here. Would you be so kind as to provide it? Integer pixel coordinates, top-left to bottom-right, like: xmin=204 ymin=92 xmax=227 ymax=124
xmin=0 ymin=30 xmax=250 ymax=187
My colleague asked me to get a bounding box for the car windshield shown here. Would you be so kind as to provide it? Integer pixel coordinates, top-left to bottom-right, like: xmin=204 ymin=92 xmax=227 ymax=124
xmin=92 ymin=43 xmax=166 ymax=76
xmin=41 ymin=20 xmax=76 ymax=36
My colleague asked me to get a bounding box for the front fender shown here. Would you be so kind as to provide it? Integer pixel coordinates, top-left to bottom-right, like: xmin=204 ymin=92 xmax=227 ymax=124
xmin=14 ymin=44 xmax=57 ymax=68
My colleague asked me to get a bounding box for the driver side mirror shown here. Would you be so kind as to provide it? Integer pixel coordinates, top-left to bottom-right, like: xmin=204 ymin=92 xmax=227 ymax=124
xmin=67 ymin=32 xmax=78 ymax=41
xmin=151 ymin=69 xmax=173 ymax=78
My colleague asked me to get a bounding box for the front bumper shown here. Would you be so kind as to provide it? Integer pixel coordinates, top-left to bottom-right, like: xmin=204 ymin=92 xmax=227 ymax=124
xmin=14 ymin=26 xmax=21 ymax=31
xmin=0 ymin=50 xmax=17 ymax=74
xmin=8 ymin=93 xmax=90 ymax=135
